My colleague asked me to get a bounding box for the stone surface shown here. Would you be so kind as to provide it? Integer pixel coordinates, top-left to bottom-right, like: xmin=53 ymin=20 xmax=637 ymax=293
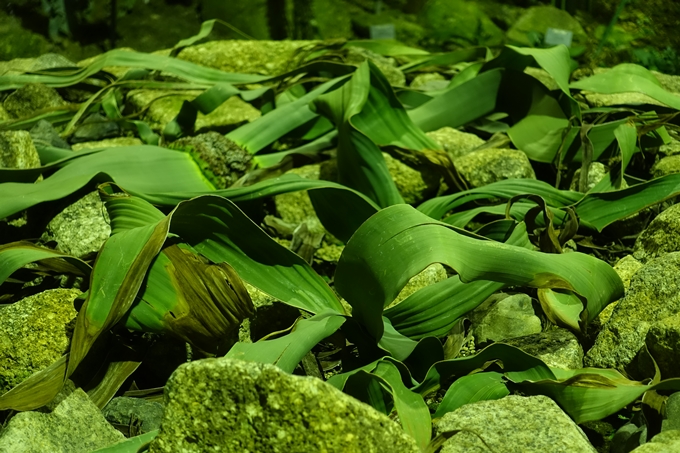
xmin=586 ymin=252 xmax=680 ymax=371
xmin=652 ymin=155 xmax=680 ymax=178
xmin=410 ymin=72 xmax=447 ymax=90
xmin=240 ymin=283 xmax=301 ymax=343
xmin=3 ymin=83 xmax=67 ymax=119
xmin=507 ymin=6 xmax=587 ymax=48
xmin=0 ymin=388 xmax=124 ymax=453
xmin=630 ymin=429 xmax=680 ymax=452
xmin=102 ymin=396 xmax=165 ymax=435
xmin=274 ymin=164 xmax=326 ymax=236
xmin=569 ymin=162 xmax=609 ymax=192
xmin=29 ymin=119 xmax=71 ymax=150
xmin=454 ymin=148 xmax=536 ymax=189
xmin=148 ymin=358 xmax=420 ymax=453
xmin=344 ymin=46 xmax=406 ymax=87
xmin=426 ymin=127 xmax=485 ymax=160
xmin=70 ymin=113 xmax=120 ymax=143
xmin=70 ymin=136 xmax=144 ymax=151
xmin=126 ymin=89 xmax=260 ymax=134
xmin=0 ymin=130 xmax=41 ymax=169
xmin=177 ymin=40 xmax=312 ymax=76
xmin=502 ymin=328 xmax=583 ymax=369
xmin=646 ymin=313 xmax=680 ymax=378
xmin=633 ymin=203 xmax=680 ymax=262
xmin=597 ymin=255 xmax=644 ymax=325
xmin=383 ymin=152 xmax=437 ymax=205
xmin=170 ymin=132 xmax=252 ymax=189
xmin=468 ymin=293 xmax=542 ymax=345
xmin=0 ymin=288 xmax=80 ymax=394
xmin=421 ymin=0 xmax=504 ymax=48
xmin=659 ymin=139 xmax=680 ymax=156
xmin=387 ymin=264 xmax=448 ymax=309
xmin=434 ymin=395 xmax=596 ymax=453
xmin=41 ymin=191 xmax=111 ymax=258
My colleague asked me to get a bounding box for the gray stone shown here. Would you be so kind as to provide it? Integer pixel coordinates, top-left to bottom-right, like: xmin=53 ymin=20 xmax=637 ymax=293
xmin=177 ymin=40 xmax=313 ymax=76
xmin=659 ymin=139 xmax=680 ymax=156
xmin=585 ymin=252 xmax=680 ymax=370
xmin=383 ymin=152 xmax=438 ymax=205
xmin=344 ymin=46 xmax=406 ymax=87
xmin=170 ymin=132 xmax=252 ymax=189
xmin=421 ymin=0 xmax=504 ymax=48
xmin=426 ymin=127 xmax=485 ymax=160
xmin=434 ymin=395 xmax=596 ymax=453
xmin=633 ymin=203 xmax=680 ymax=262
xmin=0 ymin=130 xmax=40 ymax=169
xmin=29 ymin=119 xmax=71 ymax=150
xmin=507 ymin=6 xmax=587 ymax=48
xmin=274 ymin=164 xmax=327 ymax=236
xmin=631 ymin=430 xmax=680 ymax=452
xmin=41 ymin=191 xmax=111 ymax=258
xmin=0 ymin=388 xmax=124 ymax=453
xmin=387 ymin=263 xmax=448 ymax=309
xmin=646 ymin=314 xmax=680 ymax=378
xmin=102 ymin=396 xmax=165 ymax=435
xmin=126 ymin=89 xmax=260 ymax=134
xmin=454 ymin=148 xmax=536 ymax=189
xmin=569 ymin=162 xmax=610 ymax=192
xmin=597 ymin=255 xmax=644 ymax=326
xmin=0 ymin=288 xmax=79 ymax=394
xmin=71 ymin=113 xmax=120 ymax=143
xmin=652 ymin=155 xmax=680 ymax=178
xmin=3 ymin=83 xmax=68 ymax=119
xmin=502 ymin=328 xmax=583 ymax=369
xmin=469 ymin=293 xmax=542 ymax=345
xmin=148 ymin=358 xmax=420 ymax=453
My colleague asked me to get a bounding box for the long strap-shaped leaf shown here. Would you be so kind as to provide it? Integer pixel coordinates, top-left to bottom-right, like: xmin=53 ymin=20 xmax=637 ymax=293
xmin=335 ymin=204 xmax=623 ymax=341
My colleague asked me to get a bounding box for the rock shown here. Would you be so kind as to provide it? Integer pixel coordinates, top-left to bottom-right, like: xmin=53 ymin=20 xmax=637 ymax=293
xmin=0 ymin=130 xmax=41 ymax=169
xmin=70 ymin=113 xmax=120 ymax=143
xmin=434 ymin=395 xmax=596 ymax=453
xmin=274 ymin=164 xmax=327 ymax=236
xmin=40 ymin=191 xmax=111 ymax=258
xmin=662 ymin=392 xmax=680 ymax=432
xmin=631 ymin=430 xmax=680 ymax=452
xmin=387 ymin=263 xmax=448 ymax=309
xmin=0 ymin=53 xmax=75 ymax=77
xmin=652 ymin=155 xmax=680 ymax=178
xmin=383 ymin=152 xmax=439 ymax=205
xmin=126 ymin=89 xmax=260 ymax=134
xmin=177 ymin=40 xmax=313 ymax=76
xmin=29 ymin=120 xmax=71 ymax=150
xmin=468 ymin=293 xmax=542 ymax=345
xmin=3 ymin=83 xmax=68 ymax=119
xmin=633 ymin=203 xmax=680 ymax=262
xmin=659 ymin=139 xmax=680 ymax=156
xmin=0 ymin=388 xmax=124 ymax=453
xmin=502 ymin=328 xmax=583 ymax=369
xmin=344 ymin=46 xmax=406 ymax=87
xmin=102 ymin=396 xmax=164 ymax=435
xmin=569 ymin=162 xmax=611 ymax=192
xmin=585 ymin=252 xmax=680 ymax=371
xmin=453 ymin=147 xmax=536 ymax=188
xmin=410 ymin=73 xmax=448 ymax=91
xmin=507 ymin=6 xmax=587 ymax=49
xmin=420 ymin=0 xmax=504 ymax=48
xmin=70 ymin=136 xmax=144 ymax=151
xmin=597 ymin=255 xmax=644 ymax=326
xmin=426 ymin=127 xmax=485 ymax=160
xmin=0 ymin=288 xmax=80 ymax=394
xmin=169 ymin=132 xmax=252 ymax=189
xmin=646 ymin=313 xmax=680 ymax=378
xmin=240 ymin=283 xmax=301 ymax=343
xmin=148 ymin=358 xmax=420 ymax=453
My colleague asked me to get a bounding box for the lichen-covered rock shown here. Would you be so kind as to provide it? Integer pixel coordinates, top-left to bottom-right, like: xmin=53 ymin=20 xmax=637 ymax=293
xmin=569 ymin=162 xmax=611 ymax=192
xmin=503 ymin=328 xmax=583 ymax=369
xmin=597 ymin=255 xmax=644 ymax=326
xmin=126 ymin=89 xmax=260 ymax=133
xmin=0 ymin=288 xmax=80 ymax=394
xmin=507 ymin=6 xmax=587 ymax=48
xmin=454 ymin=148 xmax=536 ymax=188
xmin=170 ymin=132 xmax=252 ymax=189
xmin=585 ymin=252 xmax=680 ymax=370
xmin=421 ymin=0 xmax=504 ymax=48
xmin=29 ymin=119 xmax=71 ymax=150
xmin=70 ymin=113 xmax=120 ymax=143
xmin=631 ymin=429 xmax=680 ymax=452
xmin=387 ymin=263 xmax=448 ymax=309
xmin=70 ymin=136 xmax=143 ymax=151
xmin=149 ymin=358 xmax=420 ymax=453
xmin=660 ymin=139 xmax=680 ymax=156
xmin=274 ymin=164 xmax=326 ymax=235
xmin=177 ymin=40 xmax=313 ymax=76
xmin=102 ymin=396 xmax=165 ymax=435
xmin=344 ymin=46 xmax=406 ymax=87
xmin=434 ymin=395 xmax=596 ymax=453
xmin=3 ymin=83 xmax=68 ymax=119
xmin=410 ymin=72 xmax=447 ymax=90
xmin=633 ymin=203 xmax=680 ymax=262
xmin=468 ymin=293 xmax=542 ymax=345
xmin=426 ymin=127 xmax=485 ymax=160
xmin=239 ymin=283 xmax=301 ymax=343
xmin=41 ymin=191 xmax=111 ymax=258
xmin=0 ymin=388 xmax=124 ymax=453
xmin=652 ymin=155 xmax=680 ymax=178
xmin=0 ymin=130 xmax=41 ymax=169
xmin=646 ymin=314 xmax=680 ymax=378
xmin=383 ymin=152 xmax=438 ymax=205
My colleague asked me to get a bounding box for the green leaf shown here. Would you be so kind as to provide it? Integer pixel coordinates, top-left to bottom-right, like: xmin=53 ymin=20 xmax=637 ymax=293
xmin=226 ymin=312 xmax=345 ymax=373
xmin=434 ymin=372 xmax=509 ymax=418
xmin=335 ymin=205 xmax=623 ymax=342
xmin=0 ymin=242 xmax=91 ymax=286
xmin=89 ymin=430 xmax=158 ymax=453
